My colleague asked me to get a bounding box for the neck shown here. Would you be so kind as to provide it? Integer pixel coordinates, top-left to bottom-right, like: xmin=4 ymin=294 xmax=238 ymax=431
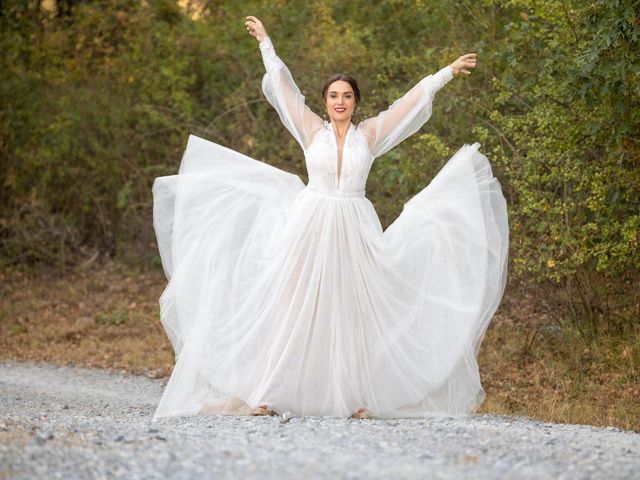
xmin=330 ymin=117 xmax=352 ymax=137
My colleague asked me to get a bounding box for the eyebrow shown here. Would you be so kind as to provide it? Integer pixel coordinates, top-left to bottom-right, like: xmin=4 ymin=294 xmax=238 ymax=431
xmin=328 ymin=90 xmax=353 ymax=94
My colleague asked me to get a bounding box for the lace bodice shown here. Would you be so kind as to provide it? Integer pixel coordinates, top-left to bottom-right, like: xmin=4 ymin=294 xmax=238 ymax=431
xmin=259 ymin=36 xmax=454 ymax=196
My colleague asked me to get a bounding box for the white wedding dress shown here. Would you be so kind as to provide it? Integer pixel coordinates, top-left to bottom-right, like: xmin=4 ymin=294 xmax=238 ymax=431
xmin=151 ymin=37 xmax=509 ymax=419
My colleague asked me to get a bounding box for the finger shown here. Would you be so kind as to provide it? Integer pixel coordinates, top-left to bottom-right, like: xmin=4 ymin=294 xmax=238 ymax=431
xmin=462 ymin=69 xmax=471 ymax=75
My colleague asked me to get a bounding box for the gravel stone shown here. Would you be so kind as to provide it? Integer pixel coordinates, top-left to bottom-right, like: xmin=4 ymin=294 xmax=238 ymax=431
xmin=1 ymin=359 xmax=638 ymax=479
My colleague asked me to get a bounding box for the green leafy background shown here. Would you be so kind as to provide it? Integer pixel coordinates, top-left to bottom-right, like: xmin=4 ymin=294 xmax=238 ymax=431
xmin=1 ymin=0 xmax=638 ymax=336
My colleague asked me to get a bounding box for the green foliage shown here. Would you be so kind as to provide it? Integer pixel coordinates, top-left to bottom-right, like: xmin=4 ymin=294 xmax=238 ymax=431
xmin=0 ymin=0 xmax=637 ymax=332
xmin=95 ymin=309 xmax=128 ymax=326
xmin=469 ymin=0 xmax=639 ymax=332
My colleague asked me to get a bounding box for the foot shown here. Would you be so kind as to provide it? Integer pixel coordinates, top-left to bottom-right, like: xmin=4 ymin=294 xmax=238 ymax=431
xmin=250 ymin=404 xmax=278 ymax=416
xmin=350 ymin=407 xmax=372 ymax=419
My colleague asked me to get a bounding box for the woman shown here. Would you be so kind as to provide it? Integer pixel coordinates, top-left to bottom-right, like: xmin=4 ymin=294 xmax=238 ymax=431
xmin=151 ymin=16 xmax=508 ymax=421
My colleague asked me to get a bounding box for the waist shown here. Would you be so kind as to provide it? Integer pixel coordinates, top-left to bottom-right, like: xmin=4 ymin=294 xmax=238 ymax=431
xmin=305 ymin=185 xmax=365 ymax=198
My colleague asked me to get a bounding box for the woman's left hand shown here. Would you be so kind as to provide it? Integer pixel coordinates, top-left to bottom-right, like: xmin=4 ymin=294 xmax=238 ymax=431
xmin=450 ymin=54 xmax=477 ymax=76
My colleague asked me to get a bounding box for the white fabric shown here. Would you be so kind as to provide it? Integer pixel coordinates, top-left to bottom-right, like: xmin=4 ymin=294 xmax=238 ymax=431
xmin=151 ymin=37 xmax=508 ymax=419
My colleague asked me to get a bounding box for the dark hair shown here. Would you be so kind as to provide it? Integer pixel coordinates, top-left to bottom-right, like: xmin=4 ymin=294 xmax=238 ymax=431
xmin=321 ymin=73 xmax=361 ymax=108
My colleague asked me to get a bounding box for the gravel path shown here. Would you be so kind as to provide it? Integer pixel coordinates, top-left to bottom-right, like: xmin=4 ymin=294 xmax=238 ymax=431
xmin=1 ymin=359 xmax=638 ymax=479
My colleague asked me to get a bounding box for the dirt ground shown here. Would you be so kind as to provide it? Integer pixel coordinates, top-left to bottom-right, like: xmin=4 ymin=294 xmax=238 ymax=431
xmin=1 ymin=259 xmax=638 ymax=431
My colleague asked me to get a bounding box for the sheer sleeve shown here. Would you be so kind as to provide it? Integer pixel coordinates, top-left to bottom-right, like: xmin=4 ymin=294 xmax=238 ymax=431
xmin=358 ymin=65 xmax=454 ymax=159
xmin=259 ymin=37 xmax=323 ymax=150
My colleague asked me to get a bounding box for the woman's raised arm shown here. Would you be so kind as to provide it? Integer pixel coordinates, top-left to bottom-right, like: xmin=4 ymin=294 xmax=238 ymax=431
xmin=358 ymin=53 xmax=477 ymax=159
xmin=246 ymin=16 xmax=323 ymax=151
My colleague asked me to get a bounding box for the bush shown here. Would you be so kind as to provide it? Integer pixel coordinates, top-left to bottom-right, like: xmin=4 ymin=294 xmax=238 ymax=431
xmin=1 ymin=0 xmax=637 ymax=334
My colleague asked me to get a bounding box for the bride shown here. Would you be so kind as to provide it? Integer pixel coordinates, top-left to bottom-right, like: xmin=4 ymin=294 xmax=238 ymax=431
xmin=150 ymin=16 xmax=509 ymax=421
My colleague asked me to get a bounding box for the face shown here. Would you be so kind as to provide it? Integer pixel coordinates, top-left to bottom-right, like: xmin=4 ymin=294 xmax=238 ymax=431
xmin=324 ymin=80 xmax=357 ymax=123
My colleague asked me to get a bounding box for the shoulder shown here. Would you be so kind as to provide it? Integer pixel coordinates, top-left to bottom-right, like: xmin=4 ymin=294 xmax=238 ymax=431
xmin=356 ymin=118 xmax=375 ymax=140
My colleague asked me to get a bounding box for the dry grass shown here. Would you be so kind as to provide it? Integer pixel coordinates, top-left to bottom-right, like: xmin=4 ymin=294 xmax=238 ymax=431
xmin=0 ymin=260 xmax=174 ymax=379
xmin=1 ymin=260 xmax=638 ymax=431
xmin=477 ymin=283 xmax=640 ymax=431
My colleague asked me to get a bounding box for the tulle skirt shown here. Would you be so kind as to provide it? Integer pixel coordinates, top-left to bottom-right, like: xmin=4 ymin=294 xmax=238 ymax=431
xmin=151 ymin=134 xmax=509 ymax=419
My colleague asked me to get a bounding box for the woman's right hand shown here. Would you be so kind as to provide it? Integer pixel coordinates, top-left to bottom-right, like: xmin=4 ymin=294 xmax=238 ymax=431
xmin=245 ymin=16 xmax=268 ymax=43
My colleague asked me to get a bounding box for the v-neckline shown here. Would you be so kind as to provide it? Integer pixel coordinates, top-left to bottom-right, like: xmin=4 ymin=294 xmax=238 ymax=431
xmin=329 ymin=121 xmax=353 ymax=188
